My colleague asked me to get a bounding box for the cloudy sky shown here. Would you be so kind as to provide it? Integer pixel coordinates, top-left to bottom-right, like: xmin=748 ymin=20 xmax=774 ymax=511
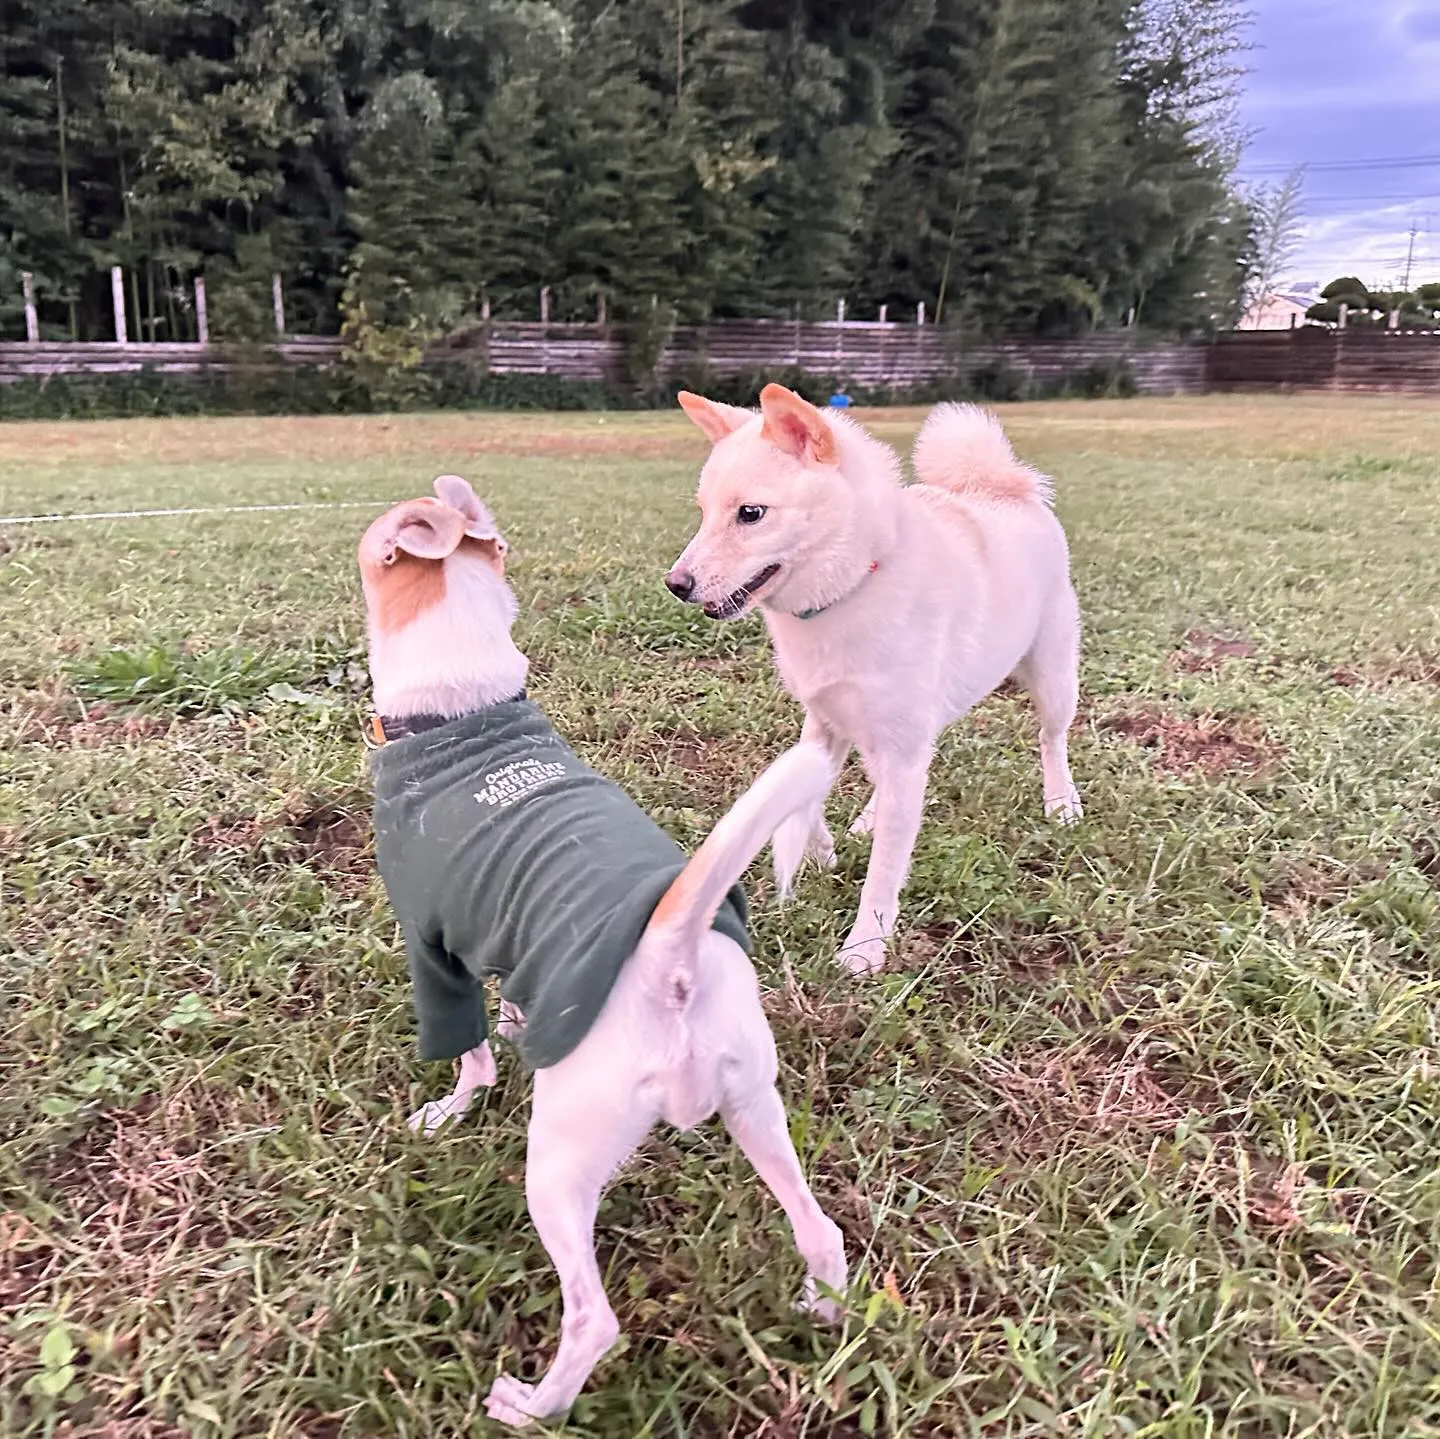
xmin=1237 ymin=0 xmax=1440 ymax=289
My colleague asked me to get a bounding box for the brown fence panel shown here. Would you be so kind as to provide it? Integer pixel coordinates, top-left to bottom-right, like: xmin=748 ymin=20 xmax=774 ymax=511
xmin=14 ymin=324 xmax=1439 ymax=396
xmin=1333 ymin=332 xmax=1440 ymax=392
xmin=1207 ymin=328 xmax=1440 ymax=393
xmin=1207 ymin=330 xmax=1337 ymax=390
xmin=5 ymin=325 xmax=1206 ymax=393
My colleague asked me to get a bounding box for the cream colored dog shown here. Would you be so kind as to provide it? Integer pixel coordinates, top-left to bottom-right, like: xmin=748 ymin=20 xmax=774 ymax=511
xmin=666 ymin=387 xmax=1082 ymax=976
xmin=358 ymin=475 xmax=847 ymax=1427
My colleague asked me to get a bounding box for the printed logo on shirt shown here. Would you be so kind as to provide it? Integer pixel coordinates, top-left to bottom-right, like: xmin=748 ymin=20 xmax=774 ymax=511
xmin=474 ymin=756 xmax=568 ymax=810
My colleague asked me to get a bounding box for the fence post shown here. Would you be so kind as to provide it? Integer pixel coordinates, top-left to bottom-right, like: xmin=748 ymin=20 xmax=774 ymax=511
xmin=481 ymin=294 xmax=491 ymax=322
xmin=111 ymin=265 xmax=127 ymax=344
xmin=22 ymin=272 xmax=38 ymax=342
xmin=917 ymin=301 xmax=926 ymax=327
xmin=596 ymin=291 xmax=606 ymax=329
xmin=272 ymin=273 xmax=286 ymax=337
xmin=1337 ymin=302 xmax=1348 ymax=330
xmin=878 ymin=303 xmax=888 ymax=325
xmin=195 ymin=277 xmax=209 ymax=345
xmin=540 ymin=286 xmax=550 ymax=325
xmin=1388 ymin=308 xmax=1399 ymax=331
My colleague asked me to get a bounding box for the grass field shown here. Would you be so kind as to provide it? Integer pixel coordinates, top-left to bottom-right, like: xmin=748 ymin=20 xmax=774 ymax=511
xmin=2 ymin=395 xmax=1439 ymax=1438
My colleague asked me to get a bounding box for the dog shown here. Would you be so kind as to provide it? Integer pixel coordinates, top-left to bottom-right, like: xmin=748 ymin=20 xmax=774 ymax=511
xmin=666 ymin=386 xmax=1081 ymax=976
xmin=357 ymin=474 xmax=848 ymax=1427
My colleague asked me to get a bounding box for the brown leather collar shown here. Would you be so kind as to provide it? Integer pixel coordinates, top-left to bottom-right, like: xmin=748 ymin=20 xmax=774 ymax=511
xmin=365 ymin=692 xmax=527 ymax=748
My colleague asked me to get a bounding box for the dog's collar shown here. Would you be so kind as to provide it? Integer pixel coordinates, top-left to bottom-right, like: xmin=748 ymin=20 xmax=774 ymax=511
xmin=365 ymin=691 xmax=528 ymax=748
xmin=791 ymin=561 xmax=879 ymax=621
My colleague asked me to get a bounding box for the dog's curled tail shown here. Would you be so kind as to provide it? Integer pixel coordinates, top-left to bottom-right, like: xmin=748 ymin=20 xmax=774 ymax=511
xmin=645 ymin=741 xmax=837 ymax=957
xmin=912 ymin=402 xmax=1054 ymax=506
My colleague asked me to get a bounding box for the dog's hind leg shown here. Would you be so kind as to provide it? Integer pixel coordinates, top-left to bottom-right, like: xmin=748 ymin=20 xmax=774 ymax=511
xmin=1017 ymin=586 xmax=1082 ymax=822
xmin=722 ymin=1085 xmax=847 ymax=1321
xmin=772 ymin=715 xmax=849 ymax=897
xmin=484 ymin=1079 xmax=652 ymax=1428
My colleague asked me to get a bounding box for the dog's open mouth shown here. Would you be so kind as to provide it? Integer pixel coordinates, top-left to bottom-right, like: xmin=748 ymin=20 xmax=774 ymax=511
xmin=703 ymin=564 xmax=781 ymax=620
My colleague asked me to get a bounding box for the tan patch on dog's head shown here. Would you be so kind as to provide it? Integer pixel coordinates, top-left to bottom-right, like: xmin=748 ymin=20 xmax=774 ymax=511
xmin=357 ymin=496 xmax=465 ymax=636
xmin=357 ymin=477 xmax=511 ymax=634
xmin=367 ymin=553 xmax=449 ymax=635
xmin=758 ymin=383 xmax=838 ymax=466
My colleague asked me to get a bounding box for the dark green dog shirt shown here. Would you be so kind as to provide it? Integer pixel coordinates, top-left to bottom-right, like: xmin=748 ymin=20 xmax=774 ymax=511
xmin=370 ymin=700 xmax=749 ymax=1070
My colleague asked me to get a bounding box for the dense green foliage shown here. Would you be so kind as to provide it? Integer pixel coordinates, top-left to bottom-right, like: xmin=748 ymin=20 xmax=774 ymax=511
xmin=1306 ymin=276 xmax=1440 ymax=329
xmin=2 ymin=0 xmax=1251 ymax=343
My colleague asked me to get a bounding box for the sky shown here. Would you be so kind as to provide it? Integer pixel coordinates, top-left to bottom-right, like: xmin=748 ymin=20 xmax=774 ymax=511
xmin=1237 ymin=0 xmax=1440 ymax=290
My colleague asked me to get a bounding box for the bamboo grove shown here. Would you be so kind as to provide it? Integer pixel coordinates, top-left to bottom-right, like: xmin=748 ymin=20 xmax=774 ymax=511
xmin=0 ymin=0 xmax=1256 ymax=344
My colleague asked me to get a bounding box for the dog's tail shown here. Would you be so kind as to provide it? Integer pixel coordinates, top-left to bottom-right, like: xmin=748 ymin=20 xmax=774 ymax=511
xmin=912 ymin=402 xmax=1053 ymax=506
xmin=644 ymin=741 xmax=836 ymax=957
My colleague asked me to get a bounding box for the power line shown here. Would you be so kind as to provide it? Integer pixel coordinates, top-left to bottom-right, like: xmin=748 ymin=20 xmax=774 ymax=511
xmin=1302 ymin=193 xmax=1440 ymax=204
xmin=1247 ymin=153 xmax=1440 ymax=175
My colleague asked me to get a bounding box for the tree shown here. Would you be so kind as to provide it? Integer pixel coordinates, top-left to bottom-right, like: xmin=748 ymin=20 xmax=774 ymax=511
xmin=1306 ymin=276 xmax=1374 ymax=326
xmin=0 ymin=0 xmax=1266 ymax=342
xmin=1240 ymin=166 xmax=1305 ymax=318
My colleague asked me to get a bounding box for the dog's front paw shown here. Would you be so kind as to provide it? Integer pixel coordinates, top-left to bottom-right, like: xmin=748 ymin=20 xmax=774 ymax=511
xmin=407 ymin=1084 xmax=481 ymax=1136
xmin=773 ymin=813 xmax=816 ymax=898
xmin=795 ymin=1279 xmax=845 ymax=1325
xmin=407 ymin=1095 xmax=472 ymax=1136
xmin=1045 ymin=789 xmax=1083 ymax=824
xmin=847 ymin=794 xmax=876 ymax=837
xmin=484 ymin=1374 xmax=546 ymax=1428
xmin=837 ymin=929 xmax=888 ymax=977
xmin=809 ymin=821 xmax=837 ymax=870
xmin=408 ymin=1099 xmax=457 ymax=1136
xmin=774 ymin=811 xmax=838 ymax=900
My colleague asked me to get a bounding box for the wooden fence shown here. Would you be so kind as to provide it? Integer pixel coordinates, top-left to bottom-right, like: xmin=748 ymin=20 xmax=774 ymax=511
xmin=1204 ymin=328 xmax=1440 ymax=394
xmin=0 ymin=337 xmax=342 ymax=380
xmin=0 ymin=321 xmax=1204 ymax=395
xmin=2 ymin=320 xmax=1438 ymax=396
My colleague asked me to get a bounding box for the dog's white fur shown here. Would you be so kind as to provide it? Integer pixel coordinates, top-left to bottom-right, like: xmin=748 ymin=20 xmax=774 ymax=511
xmin=669 ymin=388 xmax=1082 ymax=975
xmin=358 ymin=476 xmax=848 ymax=1427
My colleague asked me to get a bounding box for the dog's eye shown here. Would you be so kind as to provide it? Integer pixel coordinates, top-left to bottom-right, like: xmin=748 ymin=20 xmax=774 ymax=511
xmin=736 ymin=504 xmax=767 ymax=525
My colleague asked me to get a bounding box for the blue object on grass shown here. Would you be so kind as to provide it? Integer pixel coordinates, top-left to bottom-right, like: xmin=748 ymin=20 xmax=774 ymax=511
xmin=828 ymin=392 xmax=852 ymax=408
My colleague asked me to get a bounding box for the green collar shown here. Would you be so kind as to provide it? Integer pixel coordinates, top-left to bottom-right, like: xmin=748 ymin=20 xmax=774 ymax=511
xmin=792 ymin=561 xmax=879 ymax=620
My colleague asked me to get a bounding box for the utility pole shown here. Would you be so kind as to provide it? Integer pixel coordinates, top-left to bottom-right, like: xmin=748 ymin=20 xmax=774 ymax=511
xmin=1401 ymin=221 xmax=1418 ymax=292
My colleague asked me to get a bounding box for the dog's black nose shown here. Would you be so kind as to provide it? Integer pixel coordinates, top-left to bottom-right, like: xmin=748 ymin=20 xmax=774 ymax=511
xmin=665 ymin=569 xmax=695 ymax=600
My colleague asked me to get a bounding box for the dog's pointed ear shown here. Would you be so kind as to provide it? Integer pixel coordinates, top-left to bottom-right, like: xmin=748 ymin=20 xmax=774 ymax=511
xmin=374 ymin=499 xmax=466 ymax=565
xmin=433 ymin=474 xmax=509 ymax=569
xmin=759 ymin=384 xmax=838 ymax=465
xmin=677 ymin=391 xmax=753 ymax=445
xmin=433 ymin=474 xmax=504 ymax=546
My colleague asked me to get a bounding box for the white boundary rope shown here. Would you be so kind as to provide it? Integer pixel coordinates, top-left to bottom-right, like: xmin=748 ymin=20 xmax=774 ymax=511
xmin=0 ymin=499 xmax=390 ymax=527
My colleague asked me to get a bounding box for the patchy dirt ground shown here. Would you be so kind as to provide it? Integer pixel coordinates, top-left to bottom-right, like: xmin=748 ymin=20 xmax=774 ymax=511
xmin=1101 ymin=709 xmax=1280 ymax=777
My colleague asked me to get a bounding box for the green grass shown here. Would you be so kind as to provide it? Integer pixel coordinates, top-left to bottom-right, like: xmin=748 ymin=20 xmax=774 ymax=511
xmin=2 ymin=396 xmax=1439 ymax=1437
